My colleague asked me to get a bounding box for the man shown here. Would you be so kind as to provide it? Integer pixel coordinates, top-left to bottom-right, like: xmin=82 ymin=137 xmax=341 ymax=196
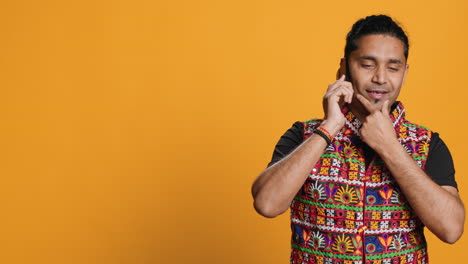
xmin=251 ymin=15 xmax=464 ymax=264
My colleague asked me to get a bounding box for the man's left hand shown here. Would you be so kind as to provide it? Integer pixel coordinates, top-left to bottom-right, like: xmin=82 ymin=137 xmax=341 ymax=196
xmin=357 ymin=94 xmax=398 ymax=153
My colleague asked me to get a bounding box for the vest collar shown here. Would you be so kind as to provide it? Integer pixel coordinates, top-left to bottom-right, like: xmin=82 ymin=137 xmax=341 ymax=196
xmin=341 ymin=101 xmax=406 ymax=136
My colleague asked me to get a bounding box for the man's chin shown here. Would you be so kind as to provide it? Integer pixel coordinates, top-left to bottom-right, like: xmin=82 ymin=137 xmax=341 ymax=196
xmin=364 ymin=95 xmax=393 ymax=106
xmin=371 ymin=99 xmax=387 ymax=108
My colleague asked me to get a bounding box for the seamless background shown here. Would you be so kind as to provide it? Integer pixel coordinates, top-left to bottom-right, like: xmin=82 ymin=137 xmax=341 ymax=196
xmin=1 ymin=0 xmax=467 ymax=263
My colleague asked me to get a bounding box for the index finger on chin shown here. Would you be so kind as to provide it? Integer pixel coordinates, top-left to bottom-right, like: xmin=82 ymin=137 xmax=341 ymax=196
xmin=356 ymin=94 xmax=376 ymax=113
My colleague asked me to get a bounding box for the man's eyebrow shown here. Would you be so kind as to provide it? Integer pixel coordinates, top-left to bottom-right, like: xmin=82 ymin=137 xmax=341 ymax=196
xmin=359 ymin=55 xmax=377 ymax=61
xmin=359 ymin=56 xmax=404 ymax=64
xmin=388 ymin=58 xmax=404 ymax=64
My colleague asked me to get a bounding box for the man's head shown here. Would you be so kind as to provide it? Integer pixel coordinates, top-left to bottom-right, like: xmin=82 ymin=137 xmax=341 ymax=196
xmin=345 ymin=15 xmax=409 ymax=62
xmin=338 ymin=15 xmax=410 ymax=115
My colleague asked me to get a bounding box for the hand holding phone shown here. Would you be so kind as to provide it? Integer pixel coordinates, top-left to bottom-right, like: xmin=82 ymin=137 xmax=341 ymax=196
xmin=321 ymin=74 xmax=354 ymax=136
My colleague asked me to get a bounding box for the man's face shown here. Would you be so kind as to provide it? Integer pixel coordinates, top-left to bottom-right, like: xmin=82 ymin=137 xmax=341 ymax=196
xmin=344 ymin=34 xmax=409 ymax=112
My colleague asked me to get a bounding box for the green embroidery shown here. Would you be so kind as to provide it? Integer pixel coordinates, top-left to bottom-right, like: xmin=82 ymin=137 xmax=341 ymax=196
xmin=366 ymin=243 xmax=426 ymax=260
xmin=294 ymin=197 xmax=362 ymax=211
xmin=366 ymin=205 xmax=411 ymax=211
xmin=292 ymin=244 xmax=362 ymax=260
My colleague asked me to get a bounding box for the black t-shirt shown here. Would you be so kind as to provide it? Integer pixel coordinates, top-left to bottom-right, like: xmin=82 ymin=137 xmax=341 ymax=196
xmin=268 ymin=121 xmax=457 ymax=189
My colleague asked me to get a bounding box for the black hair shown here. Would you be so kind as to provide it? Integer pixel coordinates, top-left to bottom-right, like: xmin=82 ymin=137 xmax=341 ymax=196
xmin=344 ymin=15 xmax=409 ymax=60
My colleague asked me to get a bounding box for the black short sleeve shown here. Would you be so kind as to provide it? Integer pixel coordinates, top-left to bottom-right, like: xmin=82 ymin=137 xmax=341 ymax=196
xmin=425 ymin=132 xmax=458 ymax=189
xmin=267 ymin=121 xmax=304 ymax=167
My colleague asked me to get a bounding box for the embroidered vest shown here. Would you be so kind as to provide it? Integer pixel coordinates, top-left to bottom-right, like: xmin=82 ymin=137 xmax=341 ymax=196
xmin=290 ymin=102 xmax=432 ymax=264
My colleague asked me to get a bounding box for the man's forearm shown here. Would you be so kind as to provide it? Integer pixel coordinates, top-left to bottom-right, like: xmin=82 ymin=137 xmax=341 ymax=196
xmin=378 ymin=140 xmax=465 ymax=243
xmin=251 ymin=133 xmax=328 ymax=218
xmin=252 ymin=76 xmax=352 ymax=218
xmin=252 ymin=118 xmax=345 ymax=218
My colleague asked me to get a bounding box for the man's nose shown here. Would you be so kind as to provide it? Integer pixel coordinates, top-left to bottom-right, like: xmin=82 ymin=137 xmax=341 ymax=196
xmin=372 ymin=66 xmax=387 ymax=84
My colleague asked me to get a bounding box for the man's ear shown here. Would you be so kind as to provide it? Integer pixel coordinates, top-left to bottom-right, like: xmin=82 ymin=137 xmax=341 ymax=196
xmin=402 ymin=64 xmax=409 ymax=86
xmin=336 ymin=57 xmax=346 ymax=80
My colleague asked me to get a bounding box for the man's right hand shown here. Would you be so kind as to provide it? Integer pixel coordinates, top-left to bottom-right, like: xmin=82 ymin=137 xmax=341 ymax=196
xmin=252 ymin=74 xmax=354 ymax=218
xmin=321 ymin=74 xmax=354 ymax=136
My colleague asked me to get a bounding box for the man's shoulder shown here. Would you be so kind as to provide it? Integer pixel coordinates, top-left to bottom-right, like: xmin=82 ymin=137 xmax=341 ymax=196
xmin=302 ymin=118 xmax=324 ymax=134
xmin=400 ymin=118 xmax=433 ymax=134
xmin=401 ymin=120 xmax=431 ymax=130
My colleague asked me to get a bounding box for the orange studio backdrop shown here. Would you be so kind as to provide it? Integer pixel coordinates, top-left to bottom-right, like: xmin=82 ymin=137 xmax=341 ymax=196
xmin=0 ymin=0 xmax=467 ymax=263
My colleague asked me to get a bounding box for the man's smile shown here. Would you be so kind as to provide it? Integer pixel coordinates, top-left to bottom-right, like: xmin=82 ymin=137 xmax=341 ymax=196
xmin=366 ymin=89 xmax=389 ymax=100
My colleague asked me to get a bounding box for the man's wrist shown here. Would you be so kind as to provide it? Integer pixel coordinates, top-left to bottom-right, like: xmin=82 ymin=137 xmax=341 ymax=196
xmin=374 ymin=138 xmax=402 ymax=159
xmin=320 ymin=119 xmax=344 ymax=137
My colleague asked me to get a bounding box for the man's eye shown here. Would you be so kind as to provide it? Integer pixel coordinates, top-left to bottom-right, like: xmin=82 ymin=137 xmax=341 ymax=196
xmin=388 ymin=67 xmax=399 ymax=71
xmin=361 ymin=64 xmax=373 ymax=68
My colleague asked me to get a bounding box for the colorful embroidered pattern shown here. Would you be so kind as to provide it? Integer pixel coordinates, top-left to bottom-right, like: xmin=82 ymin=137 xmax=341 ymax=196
xmin=290 ymin=102 xmax=431 ymax=264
